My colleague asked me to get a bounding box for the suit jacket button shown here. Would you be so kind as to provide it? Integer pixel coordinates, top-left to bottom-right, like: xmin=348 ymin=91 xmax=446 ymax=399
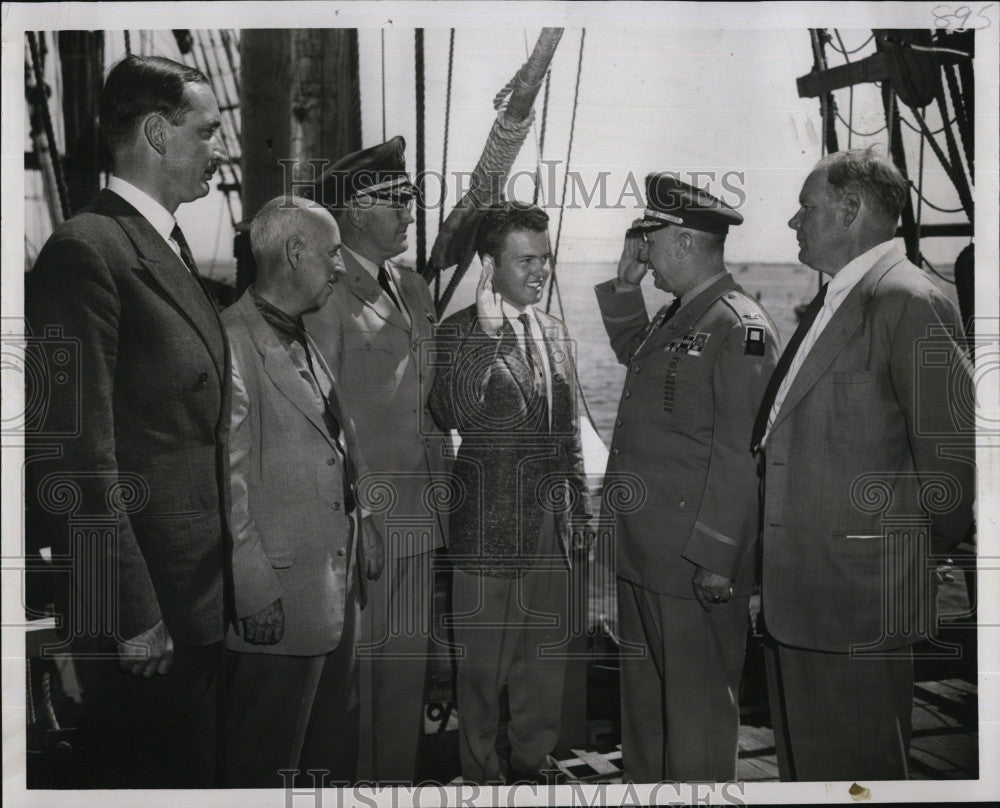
xmin=632 ymin=364 xmax=640 ymax=373
xmin=333 ymin=502 xmax=341 ymax=511
xmin=679 ymin=499 xmax=686 ymax=508
xmin=197 ymin=370 xmax=209 ymax=388
xmin=412 ymin=342 xmax=419 ymax=351
xmin=615 ymin=418 xmax=623 ymax=427
xmin=337 ymin=547 xmax=346 ymax=556
xmin=612 ymin=447 xmax=620 ymax=457
xmin=327 ymin=457 xmax=336 ymax=466
xmin=624 ymin=389 xmax=631 ymax=399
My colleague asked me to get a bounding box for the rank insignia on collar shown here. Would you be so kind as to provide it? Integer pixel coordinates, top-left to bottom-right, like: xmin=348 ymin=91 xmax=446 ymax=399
xmin=745 ymin=325 xmax=766 ymax=356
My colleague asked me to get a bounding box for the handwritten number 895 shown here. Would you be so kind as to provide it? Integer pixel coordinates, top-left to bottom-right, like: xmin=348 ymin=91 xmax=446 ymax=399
xmin=933 ymin=4 xmax=994 ymax=31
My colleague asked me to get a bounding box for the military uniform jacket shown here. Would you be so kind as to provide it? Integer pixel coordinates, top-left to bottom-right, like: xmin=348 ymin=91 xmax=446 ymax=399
xmin=595 ymin=273 xmax=780 ymax=597
xmin=303 ymin=250 xmax=449 ymax=557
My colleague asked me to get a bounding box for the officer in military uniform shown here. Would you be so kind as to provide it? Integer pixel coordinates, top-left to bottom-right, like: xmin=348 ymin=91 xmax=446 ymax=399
xmin=595 ymin=173 xmax=780 ymax=782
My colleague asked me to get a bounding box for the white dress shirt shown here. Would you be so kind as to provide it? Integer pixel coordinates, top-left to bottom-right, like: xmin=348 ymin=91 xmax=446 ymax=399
xmin=107 ymin=176 xmax=190 ymax=269
xmin=762 ymin=239 xmax=898 ymax=446
xmin=502 ymin=299 xmax=553 ymax=428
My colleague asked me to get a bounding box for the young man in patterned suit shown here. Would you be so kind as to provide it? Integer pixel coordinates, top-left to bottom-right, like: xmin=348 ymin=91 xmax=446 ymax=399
xmin=430 ymin=202 xmax=594 ymax=784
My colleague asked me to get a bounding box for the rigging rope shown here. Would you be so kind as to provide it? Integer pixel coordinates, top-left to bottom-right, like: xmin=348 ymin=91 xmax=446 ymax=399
xmin=414 ymin=29 xmax=427 ymax=277
xmin=534 ymin=68 xmax=552 ymax=205
xmin=834 ymin=112 xmax=886 ymax=138
xmin=437 ymin=29 xmax=456 ymax=302
xmin=899 ymin=113 xmax=956 ymax=136
xmin=188 ymin=31 xmax=240 ymax=227
xmin=920 ymin=253 xmax=957 ymax=285
xmin=545 ymin=28 xmax=585 ymax=317
xmin=943 ymin=61 xmax=973 ymax=176
xmin=833 ymin=31 xmax=855 ymax=148
xmin=933 ymin=80 xmax=974 ymax=220
xmin=26 ymin=31 xmax=70 ymax=224
xmin=124 ymin=30 xmax=132 ymax=55
xmin=439 ymin=29 xmax=455 ymax=232
xmin=908 ymin=184 xmax=965 ymax=214
xmin=381 ymin=29 xmax=387 ymax=142
xmin=828 ymin=32 xmax=874 ymax=56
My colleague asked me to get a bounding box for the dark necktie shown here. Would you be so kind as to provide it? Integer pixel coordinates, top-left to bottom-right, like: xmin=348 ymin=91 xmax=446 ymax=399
xmin=378 ymin=265 xmax=401 ymax=310
xmin=301 ymin=336 xmax=354 ymax=513
xmin=750 ymin=283 xmax=828 ymax=451
xmin=171 ymin=224 xmax=218 ymax=308
xmin=170 ymin=224 xmax=198 ymax=274
xmin=656 ymin=297 xmax=682 ymax=330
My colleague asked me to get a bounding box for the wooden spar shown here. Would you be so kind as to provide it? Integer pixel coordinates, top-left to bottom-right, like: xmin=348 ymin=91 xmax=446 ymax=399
xmin=425 ymin=27 xmax=563 ymax=300
xmin=237 ymin=29 xmax=362 ymax=292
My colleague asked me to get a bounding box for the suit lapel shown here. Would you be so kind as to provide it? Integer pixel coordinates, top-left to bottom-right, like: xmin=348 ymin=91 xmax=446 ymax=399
xmin=237 ymin=296 xmax=338 ymax=450
xmin=538 ymin=312 xmax=571 ymax=430
xmin=771 ymin=251 xmax=906 ymax=433
xmin=635 ymin=274 xmax=737 ymax=358
xmin=100 ymin=190 xmax=226 ymax=382
xmin=341 ymin=250 xmax=411 ymax=332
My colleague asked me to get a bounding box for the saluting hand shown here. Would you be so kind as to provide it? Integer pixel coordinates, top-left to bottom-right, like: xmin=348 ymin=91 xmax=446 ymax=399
xmin=476 ymin=260 xmax=504 ymax=336
xmin=616 ymin=219 xmax=649 ymax=292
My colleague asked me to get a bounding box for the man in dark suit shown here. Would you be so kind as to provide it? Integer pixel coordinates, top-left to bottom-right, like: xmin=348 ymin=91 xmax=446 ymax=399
xmin=223 ymin=196 xmax=384 ymax=786
xmin=755 ymin=148 xmax=975 ymax=780
xmin=430 ymin=202 xmax=594 ymax=784
xmin=303 ymin=137 xmax=450 ymax=781
xmin=595 ymin=174 xmax=780 ymax=782
xmin=25 ymin=55 xmax=231 ymax=787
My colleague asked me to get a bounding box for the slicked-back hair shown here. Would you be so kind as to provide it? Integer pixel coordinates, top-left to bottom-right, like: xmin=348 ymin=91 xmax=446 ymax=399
xmin=100 ymin=55 xmax=209 ymax=153
xmin=817 ymin=147 xmax=909 ymax=223
xmin=475 ymin=201 xmax=550 ymax=262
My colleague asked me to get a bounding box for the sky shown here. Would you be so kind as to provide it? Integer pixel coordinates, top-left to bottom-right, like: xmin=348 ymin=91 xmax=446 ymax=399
xmin=15 ymin=10 xmax=974 ymax=272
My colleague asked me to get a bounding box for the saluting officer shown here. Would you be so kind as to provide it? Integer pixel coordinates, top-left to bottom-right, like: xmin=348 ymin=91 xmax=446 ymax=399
xmin=595 ymin=173 xmax=780 ymax=782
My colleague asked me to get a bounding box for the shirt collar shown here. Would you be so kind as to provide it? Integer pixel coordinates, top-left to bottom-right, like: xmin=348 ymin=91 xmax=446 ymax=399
xmin=502 ymin=298 xmax=536 ymax=326
xmin=342 ymin=244 xmax=382 ymax=279
xmin=107 ymin=176 xmax=176 ymax=245
xmin=249 ymin=287 xmax=305 ymax=340
xmin=677 ymin=270 xmax=727 ymax=311
xmin=826 ymin=239 xmax=898 ymax=303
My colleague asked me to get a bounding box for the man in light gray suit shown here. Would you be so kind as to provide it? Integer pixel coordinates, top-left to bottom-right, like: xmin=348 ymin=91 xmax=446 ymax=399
xmin=754 ymin=148 xmax=975 ymax=780
xmin=223 ymin=197 xmax=384 ymax=787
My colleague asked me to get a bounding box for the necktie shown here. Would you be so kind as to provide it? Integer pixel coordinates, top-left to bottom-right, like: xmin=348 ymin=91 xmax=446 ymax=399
xmin=301 ymin=336 xmax=354 ymax=513
xmin=171 ymin=223 xmax=218 ymax=308
xmin=750 ymin=283 xmax=828 ymax=451
xmin=518 ymin=313 xmax=546 ymax=394
xmin=170 ymin=224 xmax=199 ymax=274
xmin=378 ymin=265 xmax=401 ymax=310
xmin=658 ymin=297 xmax=682 ymax=328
